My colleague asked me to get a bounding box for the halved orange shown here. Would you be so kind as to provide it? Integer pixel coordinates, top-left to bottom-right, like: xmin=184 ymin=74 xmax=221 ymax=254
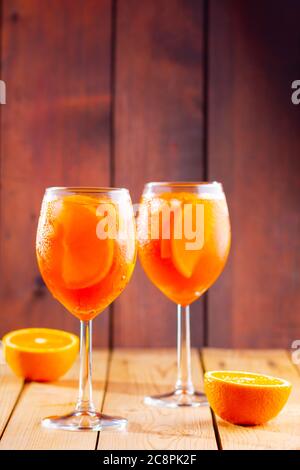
xmin=3 ymin=328 xmax=79 ymax=382
xmin=204 ymin=370 xmax=292 ymax=426
xmin=60 ymin=195 xmax=114 ymax=289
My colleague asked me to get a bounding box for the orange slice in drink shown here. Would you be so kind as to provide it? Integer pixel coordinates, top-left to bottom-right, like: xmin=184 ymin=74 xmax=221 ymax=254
xmin=160 ymin=205 xmax=172 ymax=259
xmin=171 ymin=201 xmax=203 ymax=278
xmin=3 ymin=328 xmax=79 ymax=382
xmin=204 ymin=370 xmax=292 ymax=425
xmin=60 ymin=196 xmax=114 ymax=289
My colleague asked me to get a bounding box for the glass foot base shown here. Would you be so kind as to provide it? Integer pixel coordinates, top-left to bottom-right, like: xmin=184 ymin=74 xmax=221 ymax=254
xmin=144 ymin=390 xmax=208 ymax=408
xmin=42 ymin=410 xmax=127 ymax=431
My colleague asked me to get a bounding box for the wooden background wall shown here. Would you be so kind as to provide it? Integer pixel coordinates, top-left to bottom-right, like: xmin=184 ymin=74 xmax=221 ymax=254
xmin=0 ymin=0 xmax=299 ymax=348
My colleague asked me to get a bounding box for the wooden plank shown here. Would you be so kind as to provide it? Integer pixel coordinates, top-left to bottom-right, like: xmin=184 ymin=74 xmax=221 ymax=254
xmin=113 ymin=0 xmax=206 ymax=347
xmin=202 ymin=349 xmax=300 ymax=450
xmin=207 ymin=0 xmax=300 ymax=347
xmin=0 ymin=0 xmax=112 ymax=346
xmin=0 ymin=361 xmax=23 ymax=438
xmin=0 ymin=350 xmax=108 ymax=449
xmin=98 ymin=349 xmax=217 ymax=450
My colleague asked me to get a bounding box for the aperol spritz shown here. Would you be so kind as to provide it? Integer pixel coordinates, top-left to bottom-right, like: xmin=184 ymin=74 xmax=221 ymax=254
xmin=137 ymin=182 xmax=230 ymax=407
xmin=37 ymin=187 xmax=136 ymax=430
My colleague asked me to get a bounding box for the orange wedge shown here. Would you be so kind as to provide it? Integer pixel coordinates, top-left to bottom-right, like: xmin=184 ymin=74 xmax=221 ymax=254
xmin=60 ymin=195 xmax=114 ymax=289
xmin=160 ymin=206 xmax=172 ymax=259
xmin=3 ymin=328 xmax=79 ymax=382
xmin=204 ymin=370 xmax=292 ymax=426
xmin=171 ymin=202 xmax=203 ymax=278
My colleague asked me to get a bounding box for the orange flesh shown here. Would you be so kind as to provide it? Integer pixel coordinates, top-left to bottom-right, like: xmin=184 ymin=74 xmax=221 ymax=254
xmin=61 ymin=198 xmax=114 ymax=289
xmin=171 ymin=202 xmax=202 ymax=278
xmin=36 ymin=194 xmax=136 ymax=320
xmin=3 ymin=328 xmax=79 ymax=382
xmin=210 ymin=371 xmax=286 ymax=386
xmin=137 ymin=192 xmax=231 ymax=306
xmin=8 ymin=331 xmax=73 ymax=350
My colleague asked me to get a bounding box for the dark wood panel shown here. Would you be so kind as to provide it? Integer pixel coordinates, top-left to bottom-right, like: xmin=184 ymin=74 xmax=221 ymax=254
xmin=0 ymin=0 xmax=112 ymax=345
xmin=208 ymin=0 xmax=300 ymax=347
xmin=113 ymin=0 xmax=205 ymax=347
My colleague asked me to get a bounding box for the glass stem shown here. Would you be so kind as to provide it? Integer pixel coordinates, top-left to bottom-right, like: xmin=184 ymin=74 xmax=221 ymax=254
xmin=175 ymin=304 xmax=194 ymax=395
xmin=76 ymin=320 xmax=95 ymax=412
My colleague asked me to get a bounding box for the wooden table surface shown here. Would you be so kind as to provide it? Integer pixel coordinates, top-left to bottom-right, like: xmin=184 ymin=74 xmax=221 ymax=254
xmin=0 ymin=348 xmax=299 ymax=450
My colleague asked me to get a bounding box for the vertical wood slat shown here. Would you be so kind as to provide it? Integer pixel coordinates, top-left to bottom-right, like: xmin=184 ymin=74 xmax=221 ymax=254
xmin=113 ymin=0 xmax=206 ymax=347
xmin=0 ymin=0 xmax=112 ymax=345
xmin=202 ymin=349 xmax=300 ymax=449
xmin=207 ymin=0 xmax=300 ymax=347
xmin=98 ymin=349 xmax=217 ymax=450
xmin=0 ymin=0 xmax=3 ymax=342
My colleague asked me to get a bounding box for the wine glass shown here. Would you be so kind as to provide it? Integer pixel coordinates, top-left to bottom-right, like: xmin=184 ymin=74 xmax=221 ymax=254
xmin=36 ymin=187 xmax=136 ymax=430
xmin=137 ymin=182 xmax=231 ymax=407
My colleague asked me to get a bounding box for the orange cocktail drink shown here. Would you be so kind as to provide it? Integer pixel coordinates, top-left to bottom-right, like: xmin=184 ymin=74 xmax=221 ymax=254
xmin=37 ymin=193 xmax=135 ymax=320
xmin=36 ymin=187 xmax=136 ymax=431
xmin=138 ymin=189 xmax=230 ymax=307
xmin=137 ymin=182 xmax=231 ymax=408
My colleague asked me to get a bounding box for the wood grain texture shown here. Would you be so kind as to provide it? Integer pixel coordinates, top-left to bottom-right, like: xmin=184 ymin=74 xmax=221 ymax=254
xmin=0 ymin=0 xmax=112 ymax=345
xmin=0 ymin=350 xmax=108 ymax=450
xmin=113 ymin=0 xmax=206 ymax=347
xmin=98 ymin=348 xmax=217 ymax=450
xmin=0 ymin=361 xmax=23 ymax=438
xmin=207 ymin=0 xmax=300 ymax=347
xmin=1 ymin=348 xmax=300 ymax=449
xmin=202 ymin=348 xmax=300 ymax=450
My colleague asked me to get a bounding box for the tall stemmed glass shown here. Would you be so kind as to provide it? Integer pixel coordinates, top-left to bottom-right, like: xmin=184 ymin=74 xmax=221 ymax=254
xmin=137 ymin=182 xmax=231 ymax=407
xmin=36 ymin=187 xmax=136 ymax=430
